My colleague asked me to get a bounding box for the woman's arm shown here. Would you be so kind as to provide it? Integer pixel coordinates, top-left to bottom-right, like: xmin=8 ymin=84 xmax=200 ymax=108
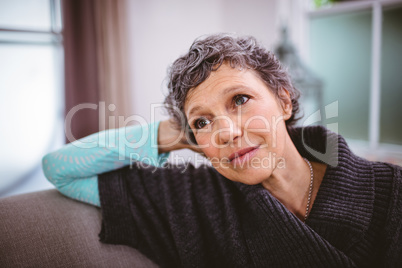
xmin=42 ymin=121 xmax=187 ymax=206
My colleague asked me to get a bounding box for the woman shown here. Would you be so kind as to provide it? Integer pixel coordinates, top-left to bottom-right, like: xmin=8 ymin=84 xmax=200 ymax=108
xmin=43 ymin=34 xmax=402 ymax=267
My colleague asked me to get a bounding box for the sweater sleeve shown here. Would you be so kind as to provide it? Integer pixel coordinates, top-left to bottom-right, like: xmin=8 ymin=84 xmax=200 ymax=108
xmin=42 ymin=121 xmax=169 ymax=206
xmin=97 ymin=161 xmax=361 ymax=267
xmin=97 ymin=163 xmax=248 ymax=267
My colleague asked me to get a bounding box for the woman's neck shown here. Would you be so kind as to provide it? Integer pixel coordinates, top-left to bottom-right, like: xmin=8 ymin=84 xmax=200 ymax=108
xmin=261 ymin=137 xmax=326 ymax=221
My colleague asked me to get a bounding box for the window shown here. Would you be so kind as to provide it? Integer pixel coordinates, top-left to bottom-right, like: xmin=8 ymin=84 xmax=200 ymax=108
xmin=0 ymin=0 xmax=64 ymax=196
xmin=306 ymin=0 xmax=402 ymax=165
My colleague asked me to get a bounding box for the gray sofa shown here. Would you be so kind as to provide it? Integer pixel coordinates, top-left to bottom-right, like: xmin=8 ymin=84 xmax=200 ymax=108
xmin=0 ymin=189 xmax=158 ymax=267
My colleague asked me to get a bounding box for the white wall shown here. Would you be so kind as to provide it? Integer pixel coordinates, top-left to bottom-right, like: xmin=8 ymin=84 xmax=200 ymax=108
xmin=126 ymin=0 xmax=280 ymax=122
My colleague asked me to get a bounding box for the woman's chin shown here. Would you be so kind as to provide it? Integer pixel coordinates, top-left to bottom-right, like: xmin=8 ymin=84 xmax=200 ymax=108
xmin=217 ymin=168 xmax=272 ymax=185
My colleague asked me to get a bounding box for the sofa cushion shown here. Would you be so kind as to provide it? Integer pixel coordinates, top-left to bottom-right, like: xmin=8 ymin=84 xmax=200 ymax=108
xmin=0 ymin=189 xmax=157 ymax=268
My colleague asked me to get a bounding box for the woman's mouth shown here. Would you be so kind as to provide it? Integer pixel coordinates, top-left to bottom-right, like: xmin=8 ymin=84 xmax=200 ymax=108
xmin=229 ymin=146 xmax=260 ymax=166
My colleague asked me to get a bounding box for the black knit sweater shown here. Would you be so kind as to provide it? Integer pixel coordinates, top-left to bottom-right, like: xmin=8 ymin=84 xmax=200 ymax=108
xmin=98 ymin=126 xmax=402 ymax=267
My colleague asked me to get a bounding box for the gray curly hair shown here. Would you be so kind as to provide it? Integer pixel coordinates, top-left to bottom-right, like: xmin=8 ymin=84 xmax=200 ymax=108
xmin=164 ymin=33 xmax=300 ymax=141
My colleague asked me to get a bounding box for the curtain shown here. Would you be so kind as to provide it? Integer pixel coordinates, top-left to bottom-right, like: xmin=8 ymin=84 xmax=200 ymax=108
xmin=62 ymin=0 xmax=131 ymax=143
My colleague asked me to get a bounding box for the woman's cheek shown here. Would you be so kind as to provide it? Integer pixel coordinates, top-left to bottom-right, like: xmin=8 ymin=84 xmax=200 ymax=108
xmin=201 ymin=146 xmax=218 ymax=160
xmin=195 ymin=135 xmax=214 ymax=157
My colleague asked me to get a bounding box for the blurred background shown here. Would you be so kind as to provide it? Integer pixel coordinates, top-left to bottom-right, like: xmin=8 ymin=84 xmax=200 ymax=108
xmin=0 ymin=0 xmax=401 ymax=198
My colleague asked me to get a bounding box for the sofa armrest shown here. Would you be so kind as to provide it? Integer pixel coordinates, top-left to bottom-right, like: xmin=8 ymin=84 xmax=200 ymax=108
xmin=0 ymin=189 xmax=158 ymax=268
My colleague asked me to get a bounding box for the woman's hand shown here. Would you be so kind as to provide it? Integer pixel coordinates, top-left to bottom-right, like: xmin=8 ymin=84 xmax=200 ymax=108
xmin=158 ymin=120 xmax=203 ymax=154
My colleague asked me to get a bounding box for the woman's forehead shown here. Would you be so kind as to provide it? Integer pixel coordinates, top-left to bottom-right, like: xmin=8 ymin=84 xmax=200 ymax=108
xmin=184 ymin=65 xmax=266 ymax=115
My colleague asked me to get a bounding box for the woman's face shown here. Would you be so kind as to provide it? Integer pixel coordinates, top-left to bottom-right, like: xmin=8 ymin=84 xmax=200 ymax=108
xmin=184 ymin=63 xmax=292 ymax=184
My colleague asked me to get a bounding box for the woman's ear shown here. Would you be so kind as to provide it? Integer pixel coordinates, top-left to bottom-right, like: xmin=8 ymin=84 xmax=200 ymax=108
xmin=278 ymin=88 xmax=292 ymax=120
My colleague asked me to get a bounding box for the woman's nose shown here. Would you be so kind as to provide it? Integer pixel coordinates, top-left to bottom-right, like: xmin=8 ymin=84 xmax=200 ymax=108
xmin=213 ymin=116 xmax=242 ymax=145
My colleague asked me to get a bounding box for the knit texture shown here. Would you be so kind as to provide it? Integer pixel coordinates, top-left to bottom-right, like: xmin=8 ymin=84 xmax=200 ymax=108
xmin=98 ymin=126 xmax=402 ymax=267
xmin=42 ymin=121 xmax=169 ymax=206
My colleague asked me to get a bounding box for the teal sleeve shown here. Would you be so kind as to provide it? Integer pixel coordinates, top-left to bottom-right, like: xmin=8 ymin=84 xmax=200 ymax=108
xmin=42 ymin=121 xmax=170 ymax=207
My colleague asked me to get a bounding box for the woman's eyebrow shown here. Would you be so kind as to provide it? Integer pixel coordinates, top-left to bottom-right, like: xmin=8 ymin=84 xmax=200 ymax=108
xmin=188 ymin=106 xmax=203 ymax=117
xmin=223 ymin=85 xmax=252 ymax=95
xmin=188 ymin=86 xmax=253 ymax=117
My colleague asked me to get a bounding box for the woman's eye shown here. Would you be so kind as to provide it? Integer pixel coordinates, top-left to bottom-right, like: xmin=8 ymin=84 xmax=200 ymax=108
xmin=233 ymin=95 xmax=250 ymax=107
xmin=194 ymin=118 xmax=211 ymax=129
